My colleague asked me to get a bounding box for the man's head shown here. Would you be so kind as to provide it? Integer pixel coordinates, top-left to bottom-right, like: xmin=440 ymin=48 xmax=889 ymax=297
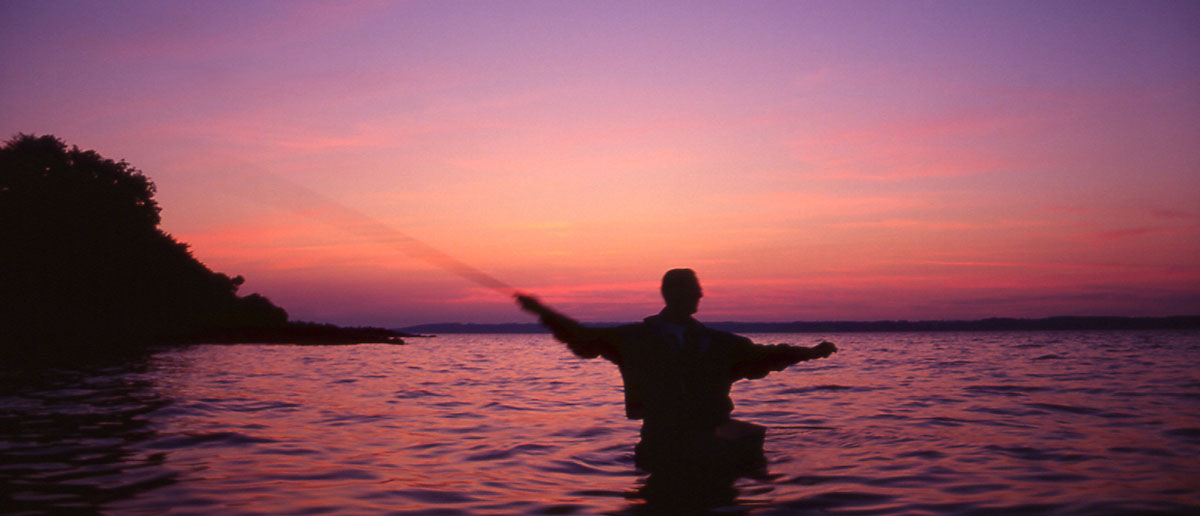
xmin=661 ymin=268 xmax=703 ymax=316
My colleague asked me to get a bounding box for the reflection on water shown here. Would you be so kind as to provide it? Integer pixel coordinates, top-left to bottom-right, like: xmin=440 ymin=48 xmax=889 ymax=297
xmin=0 ymin=353 xmax=176 ymax=514
xmin=2 ymin=332 xmax=1199 ymax=514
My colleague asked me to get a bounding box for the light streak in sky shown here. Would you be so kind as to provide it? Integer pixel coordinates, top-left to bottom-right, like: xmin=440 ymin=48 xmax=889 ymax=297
xmin=248 ymin=171 xmax=518 ymax=297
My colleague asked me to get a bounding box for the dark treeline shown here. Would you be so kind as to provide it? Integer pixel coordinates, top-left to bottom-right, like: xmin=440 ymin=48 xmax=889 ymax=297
xmin=400 ymin=315 xmax=1200 ymax=335
xmin=1 ymin=134 xmax=403 ymax=356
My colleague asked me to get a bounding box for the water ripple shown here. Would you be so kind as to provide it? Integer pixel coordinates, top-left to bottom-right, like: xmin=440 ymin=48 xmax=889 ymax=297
xmin=1 ymin=332 xmax=1198 ymax=514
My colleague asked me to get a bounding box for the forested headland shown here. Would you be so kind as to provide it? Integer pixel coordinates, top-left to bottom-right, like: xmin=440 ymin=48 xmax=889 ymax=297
xmin=1 ymin=134 xmax=405 ymax=357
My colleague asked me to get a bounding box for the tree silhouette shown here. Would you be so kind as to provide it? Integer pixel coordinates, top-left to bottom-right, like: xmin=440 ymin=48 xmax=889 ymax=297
xmin=1 ymin=134 xmax=289 ymax=348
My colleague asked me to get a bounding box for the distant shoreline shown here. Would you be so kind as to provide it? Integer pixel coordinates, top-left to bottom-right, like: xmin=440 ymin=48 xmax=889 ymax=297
xmin=399 ymin=315 xmax=1200 ymax=334
xmin=173 ymin=322 xmax=411 ymax=345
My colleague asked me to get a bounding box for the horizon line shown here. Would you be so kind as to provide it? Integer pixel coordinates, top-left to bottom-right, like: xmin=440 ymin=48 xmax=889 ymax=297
xmin=395 ymin=315 xmax=1200 ymax=334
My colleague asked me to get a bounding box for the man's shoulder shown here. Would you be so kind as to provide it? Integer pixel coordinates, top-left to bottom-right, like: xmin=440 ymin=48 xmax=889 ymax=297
xmin=608 ymin=315 xmax=672 ymax=343
xmin=620 ymin=318 xmax=656 ymax=336
xmin=697 ymin=323 xmax=753 ymax=346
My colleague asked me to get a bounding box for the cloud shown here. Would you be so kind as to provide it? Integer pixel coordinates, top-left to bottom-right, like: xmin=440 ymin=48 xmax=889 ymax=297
xmin=1085 ymin=224 xmax=1200 ymax=242
xmin=1149 ymin=208 xmax=1198 ymax=220
xmin=823 ymin=219 xmax=981 ymax=231
xmin=95 ymin=1 xmax=388 ymax=63
xmin=788 ymin=111 xmax=1032 ymax=181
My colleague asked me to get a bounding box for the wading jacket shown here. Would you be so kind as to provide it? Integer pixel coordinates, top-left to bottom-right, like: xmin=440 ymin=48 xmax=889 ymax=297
xmin=534 ymin=308 xmax=817 ymax=435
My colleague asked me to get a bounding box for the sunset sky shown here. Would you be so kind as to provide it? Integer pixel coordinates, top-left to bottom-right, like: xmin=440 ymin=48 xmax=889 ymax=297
xmin=3 ymin=1 xmax=1198 ymax=326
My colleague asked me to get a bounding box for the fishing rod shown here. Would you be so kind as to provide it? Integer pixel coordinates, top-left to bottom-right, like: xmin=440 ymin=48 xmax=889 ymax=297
xmin=248 ymin=171 xmax=518 ymax=297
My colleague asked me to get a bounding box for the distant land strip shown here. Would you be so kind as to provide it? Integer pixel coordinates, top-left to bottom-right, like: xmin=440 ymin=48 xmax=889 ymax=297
xmin=399 ymin=315 xmax=1200 ymax=335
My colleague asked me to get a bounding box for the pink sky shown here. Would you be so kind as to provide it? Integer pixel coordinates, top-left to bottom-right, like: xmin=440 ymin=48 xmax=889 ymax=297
xmin=3 ymin=1 xmax=1199 ymax=326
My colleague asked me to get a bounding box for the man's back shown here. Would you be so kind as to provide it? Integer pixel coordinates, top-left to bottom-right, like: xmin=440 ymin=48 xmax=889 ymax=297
xmin=615 ymin=314 xmax=749 ymax=430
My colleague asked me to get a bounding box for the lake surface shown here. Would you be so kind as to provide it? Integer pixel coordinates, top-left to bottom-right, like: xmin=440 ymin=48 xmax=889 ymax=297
xmin=2 ymin=331 xmax=1199 ymax=515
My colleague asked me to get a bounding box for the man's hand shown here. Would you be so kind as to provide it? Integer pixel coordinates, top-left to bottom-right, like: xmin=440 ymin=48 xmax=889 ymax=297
xmin=813 ymin=340 xmax=838 ymax=358
xmin=515 ymin=293 xmax=548 ymax=315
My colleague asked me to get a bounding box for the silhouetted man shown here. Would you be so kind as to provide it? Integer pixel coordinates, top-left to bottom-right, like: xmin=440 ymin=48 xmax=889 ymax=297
xmin=516 ymin=268 xmax=837 ymax=474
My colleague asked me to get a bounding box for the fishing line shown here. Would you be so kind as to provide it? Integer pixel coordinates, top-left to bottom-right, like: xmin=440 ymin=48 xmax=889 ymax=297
xmin=243 ymin=171 xmax=517 ymax=297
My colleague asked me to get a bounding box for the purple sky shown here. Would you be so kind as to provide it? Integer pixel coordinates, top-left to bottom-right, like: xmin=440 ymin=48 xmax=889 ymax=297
xmin=3 ymin=1 xmax=1198 ymax=325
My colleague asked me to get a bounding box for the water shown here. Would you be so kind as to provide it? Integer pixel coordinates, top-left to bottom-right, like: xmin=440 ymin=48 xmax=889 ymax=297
xmin=2 ymin=331 xmax=1199 ymax=515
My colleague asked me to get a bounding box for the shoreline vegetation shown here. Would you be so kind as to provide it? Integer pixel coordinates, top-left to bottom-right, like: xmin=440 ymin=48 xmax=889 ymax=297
xmin=400 ymin=315 xmax=1200 ymax=335
xmin=1 ymin=133 xmax=407 ymax=356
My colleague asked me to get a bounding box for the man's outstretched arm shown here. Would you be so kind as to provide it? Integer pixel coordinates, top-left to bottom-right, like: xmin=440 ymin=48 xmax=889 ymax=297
xmin=730 ymin=339 xmax=838 ymax=381
xmin=515 ymin=294 xmax=619 ymax=361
